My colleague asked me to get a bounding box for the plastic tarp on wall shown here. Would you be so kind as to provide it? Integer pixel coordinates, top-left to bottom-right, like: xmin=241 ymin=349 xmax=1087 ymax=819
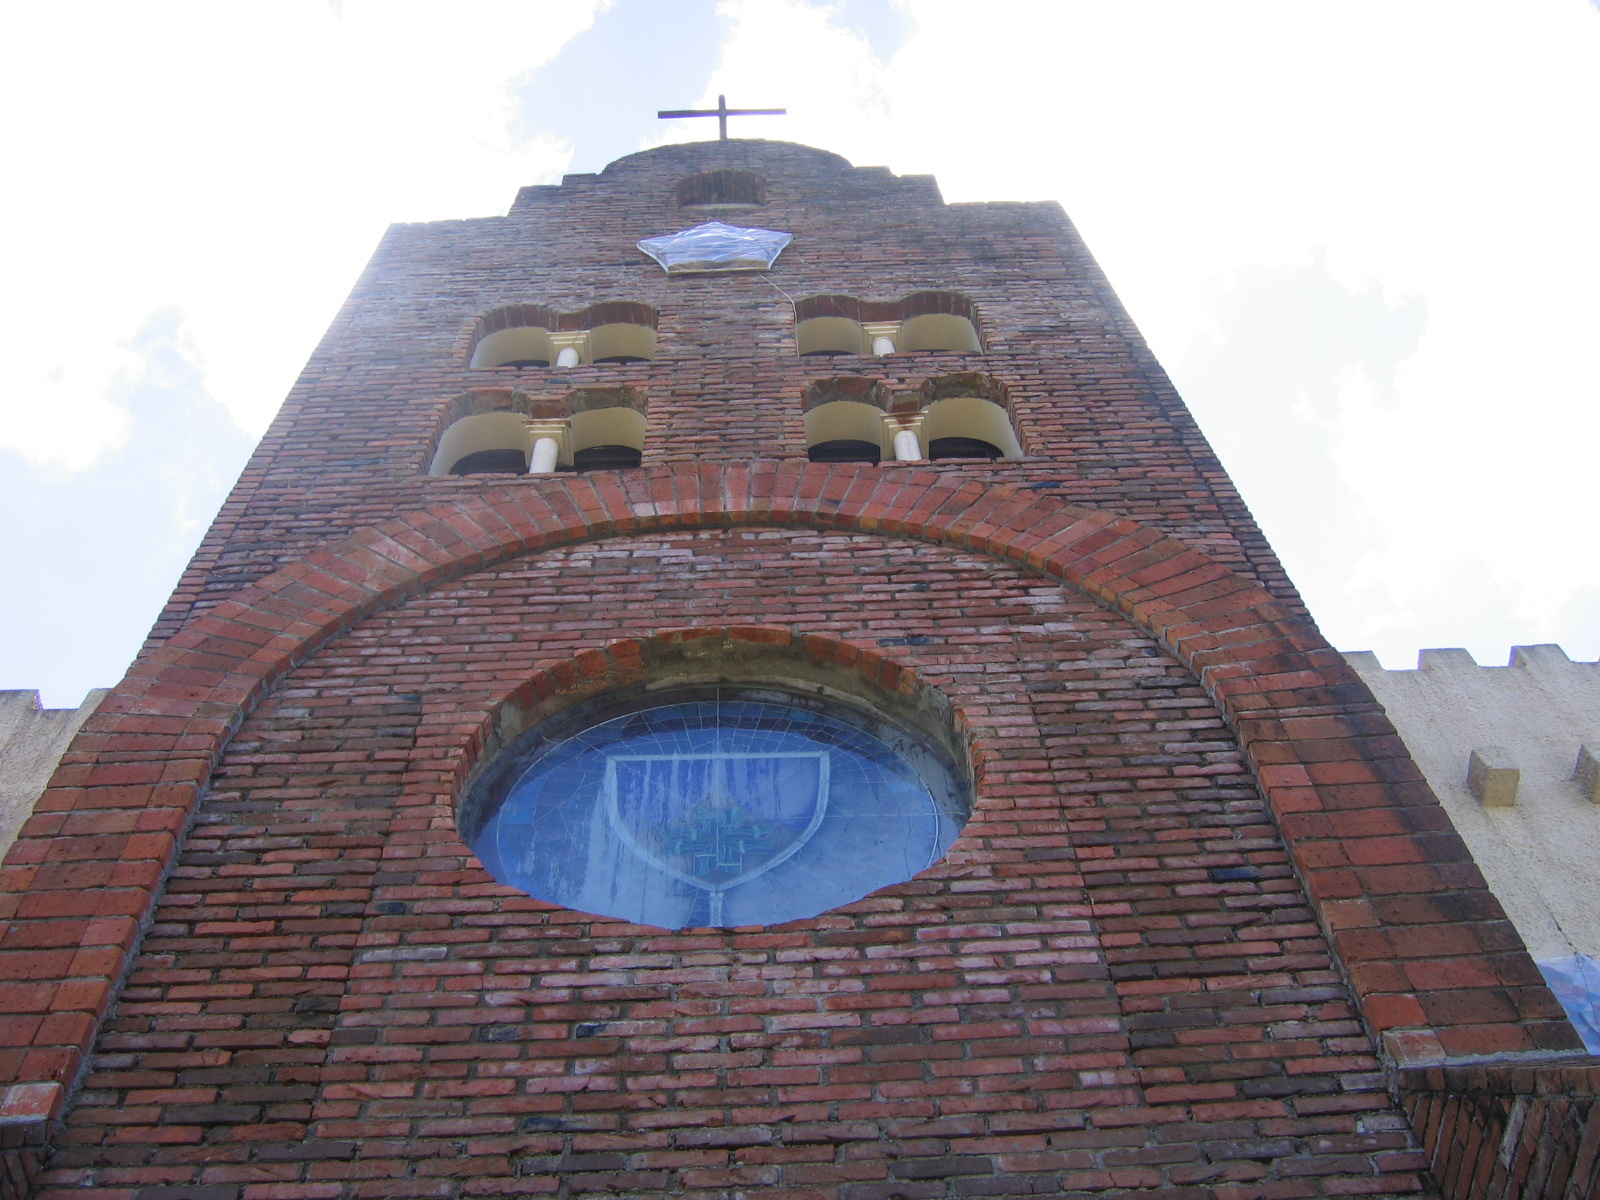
xmin=637 ymin=221 xmax=793 ymax=274
xmin=1537 ymin=954 xmax=1600 ymax=1053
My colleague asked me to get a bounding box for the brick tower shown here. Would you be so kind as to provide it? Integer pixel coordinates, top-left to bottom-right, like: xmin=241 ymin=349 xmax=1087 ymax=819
xmin=3 ymin=140 xmax=1595 ymax=1200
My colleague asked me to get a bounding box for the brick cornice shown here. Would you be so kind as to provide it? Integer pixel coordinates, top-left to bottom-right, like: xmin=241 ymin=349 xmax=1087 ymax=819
xmin=0 ymin=463 xmax=1577 ymax=1129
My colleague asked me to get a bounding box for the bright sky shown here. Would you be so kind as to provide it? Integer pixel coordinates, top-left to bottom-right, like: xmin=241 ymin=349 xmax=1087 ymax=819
xmin=3 ymin=0 xmax=1598 ymax=708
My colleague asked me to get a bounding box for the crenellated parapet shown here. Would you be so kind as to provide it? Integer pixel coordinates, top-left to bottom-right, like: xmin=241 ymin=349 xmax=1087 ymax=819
xmin=0 ymin=689 xmax=105 ymax=867
xmin=1345 ymin=644 xmax=1600 ymax=961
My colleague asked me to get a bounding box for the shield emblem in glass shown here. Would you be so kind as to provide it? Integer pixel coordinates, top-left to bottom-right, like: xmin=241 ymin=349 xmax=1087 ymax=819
xmin=465 ymin=694 xmax=968 ymax=929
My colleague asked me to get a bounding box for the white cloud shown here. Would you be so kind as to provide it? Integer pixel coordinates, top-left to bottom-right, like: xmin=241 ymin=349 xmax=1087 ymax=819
xmin=0 ymin=0 xmax=606 ymax=470
xmin=5 ymin=0 xmax=1600 ymax=697
xmin=642 ymin=0 xmax=889 ymax=154
xmin=679 ymin=0 xmax=1600 ymax=666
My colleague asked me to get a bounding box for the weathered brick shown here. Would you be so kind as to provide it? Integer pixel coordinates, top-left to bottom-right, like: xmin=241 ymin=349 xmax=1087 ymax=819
xmin=5 ymin=134 xmax=1576 ymax=1200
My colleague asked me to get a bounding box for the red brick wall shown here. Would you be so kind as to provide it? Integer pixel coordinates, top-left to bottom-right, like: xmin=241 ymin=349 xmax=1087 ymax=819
xmin=1399 ymin=1063 xmax=1600 ymax=1200
xmin=42 ymin=532 xmax=1433 ymax=1198
xmin=2 ymin=138 xmax=1592 ymax=1198
xmin=4 ymin=468 xmax=1583 ymax=1198
xmin=147 ymin=140 xmax=1296 ymax=654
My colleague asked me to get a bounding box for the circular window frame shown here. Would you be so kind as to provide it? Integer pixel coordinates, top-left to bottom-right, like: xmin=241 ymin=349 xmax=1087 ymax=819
xmin=459 ymin=678 xmax=973 ymax=930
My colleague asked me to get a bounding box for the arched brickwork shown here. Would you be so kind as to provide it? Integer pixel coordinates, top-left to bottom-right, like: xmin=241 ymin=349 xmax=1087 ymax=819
xmin=0 ymin=463 xmax=1578 ymax=1137
xmin=50 ymin=539 xmax=1433 ymax=1196
xmin=437 ymin=624 xmax=969 ymax=809
xmin=464 ymin=301 xmax=659 ymax=365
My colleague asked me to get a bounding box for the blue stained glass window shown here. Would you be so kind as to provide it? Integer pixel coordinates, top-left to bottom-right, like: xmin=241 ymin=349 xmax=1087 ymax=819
xmin=465 ymin=692 xmax=968 ymax=929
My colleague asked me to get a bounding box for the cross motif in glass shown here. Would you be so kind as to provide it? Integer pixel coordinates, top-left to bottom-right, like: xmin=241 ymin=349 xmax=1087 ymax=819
xmin=660 ymin=804 xmax=776 ymax=880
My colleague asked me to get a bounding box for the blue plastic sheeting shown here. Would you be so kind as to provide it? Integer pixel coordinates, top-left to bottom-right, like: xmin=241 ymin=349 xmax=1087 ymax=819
xmin=1536 ymin=954 xmax=1600 ymax=1053
xmin=637 ymin=220 xmax=793 ymax=273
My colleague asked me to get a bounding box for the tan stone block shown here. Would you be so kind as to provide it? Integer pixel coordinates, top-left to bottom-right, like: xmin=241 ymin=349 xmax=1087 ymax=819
xmin=1468 ymin=747 xmax=1519 ymax=808
xmin=1574 ymin=744 xmax=1600 ymax=804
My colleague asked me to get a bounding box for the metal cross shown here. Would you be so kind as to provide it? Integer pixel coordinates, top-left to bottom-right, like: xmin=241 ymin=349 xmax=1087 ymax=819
xmin=657 ymin=94 xmax=786 ymax=141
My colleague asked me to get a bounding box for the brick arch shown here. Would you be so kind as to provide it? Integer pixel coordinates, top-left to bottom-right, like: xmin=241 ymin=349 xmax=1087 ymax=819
xmin=0 ymin=462 xmax=1573 ymax=1134
xmin=462 ymin=301 xmax=659 ymax=369
xmin=435 ymin=623 xmax=982 ymax=816
xmin=801 ymin=374 xmax=889 ymax=413
xmin=791 ymin=290 xmax=978 ymax=328
xmin=115 ymin=463 xmax=1268 ymax=726
xmin=420 ymin=385 xmax=649 ymax=474
xmin=919 ymin=370 xmax=1012 ymax=412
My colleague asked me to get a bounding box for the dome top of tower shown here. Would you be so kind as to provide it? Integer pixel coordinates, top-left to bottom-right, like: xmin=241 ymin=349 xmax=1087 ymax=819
xmin=509 ymin=139 xmax=940 ymax=219
xmin=597 ymin=138 xmax=854 ymax=178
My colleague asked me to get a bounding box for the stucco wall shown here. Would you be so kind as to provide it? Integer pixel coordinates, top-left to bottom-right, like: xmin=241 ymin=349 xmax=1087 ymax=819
xmin=0 ymin=688 xmax=105 ymax=864
xmin=1345 ymin=645 xmax=1600 ymax=960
